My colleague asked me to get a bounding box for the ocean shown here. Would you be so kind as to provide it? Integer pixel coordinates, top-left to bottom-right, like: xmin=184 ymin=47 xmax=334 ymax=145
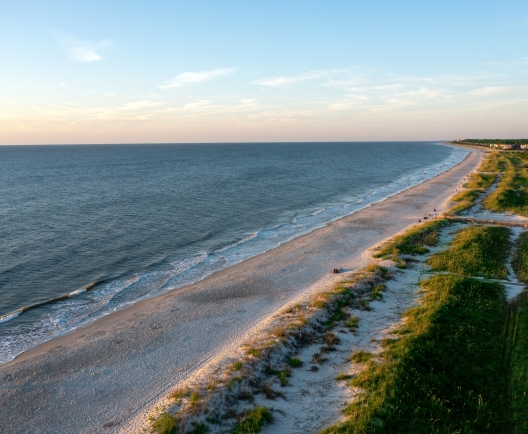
xmin=0 ymin=142 xmax=468 ymax=364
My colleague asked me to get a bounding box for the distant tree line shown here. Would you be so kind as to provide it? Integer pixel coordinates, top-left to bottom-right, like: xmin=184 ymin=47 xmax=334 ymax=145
xmin=462 ymin=139 xmax=528 ymax=145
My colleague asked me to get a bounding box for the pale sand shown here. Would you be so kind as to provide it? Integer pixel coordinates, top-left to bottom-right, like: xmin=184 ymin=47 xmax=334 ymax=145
xmin=0 ymin=148 xmax=483 ymax=434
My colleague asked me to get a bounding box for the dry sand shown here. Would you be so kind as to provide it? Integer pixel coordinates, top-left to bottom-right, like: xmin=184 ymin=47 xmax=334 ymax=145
xmin=0 ymin=148 xmax=483 ymax=434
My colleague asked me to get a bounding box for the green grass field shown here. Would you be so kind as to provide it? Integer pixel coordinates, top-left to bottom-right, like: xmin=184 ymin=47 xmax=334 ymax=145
xmin=323 ymin=216 xmax=518 ymax=434
xmin=375 ymin=219 xmax=449 ymax=259
xmin=322 ymin=275 xmax=509 ymax=434
xmin=426 ymin=225 xmax=511 ymax=279
xmin=481 ymin=152 xmax=528 ymax=216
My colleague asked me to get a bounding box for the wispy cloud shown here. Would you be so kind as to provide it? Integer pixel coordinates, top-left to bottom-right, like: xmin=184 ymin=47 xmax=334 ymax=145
xmin=467 ymin=85 xmax=528 ymax=97
xmin=53 ymin=31 xmax=111 ymax=62
xmin=122 ymin=100 xmax=167 ymax=110
xmin=159 ymin=68 xmax=235 ymax=89
xmin=253 ymin=70 xmax=351 ymax=87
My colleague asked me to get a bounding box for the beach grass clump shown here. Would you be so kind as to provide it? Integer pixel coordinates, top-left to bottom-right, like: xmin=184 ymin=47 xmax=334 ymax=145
xmin=345 ymin=316 xmax=359 ymax=330
xmin=323 ymin=275 xmax=509 ymax=434
xmin=267 ymin=368 xmax=291 ymax=387
xmin=189 ymin=392 xmax=201 ymax=407
xmin=231 ymin=406 xmax=272 ymax=434
xmin=426 ymin=225 xmax=511 ymax=279
xmin=365 ymin=264 xmax=390 ymax=279
xmin=245 ymin=347 xmax=261 ymax=357
xmin=286 ymin=355 xmax=303 ymax=368
xmin=374 ymin=219 xmax=449 ymax=259
xmin=230 ymin=361 xmax=243 ymax=372
xmin=335 ymin=372 xmax=353 ymax=381
xmin=324 ymin=332 xmax=339 ymax=346
xmin=370 ymin=284 xmax=386 ymax=300
xmin=452 ymin=188 xmax=481 ymax=203
xmin=169 ymin=387 xmax=191 ymax=404
xmin=348 ymin=350 xmax=373 ymax=364
xmin=151 ymin=412 xmax=178 ymax=434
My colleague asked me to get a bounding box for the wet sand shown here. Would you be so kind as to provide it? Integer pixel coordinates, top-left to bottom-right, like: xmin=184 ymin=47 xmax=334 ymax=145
xmin=0 ymin=148 xmax=483 ymax=434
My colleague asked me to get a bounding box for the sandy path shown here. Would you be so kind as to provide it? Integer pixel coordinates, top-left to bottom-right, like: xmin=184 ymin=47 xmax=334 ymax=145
xmin=0 ymin=149 xmax=482 ymax=434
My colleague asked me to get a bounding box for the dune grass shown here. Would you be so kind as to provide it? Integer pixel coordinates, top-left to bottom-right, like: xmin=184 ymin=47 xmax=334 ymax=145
xmin=231 ymin=406 xmax=272 ymax=434
xmin=447 ymin=172 xmax=498 ymax=215
xmin=482 ymin=152 xmax=528 ymax=216
xmin=479 ymin=151 xmax=508 ymax=173
xmin=375 ymin=219 xmax=449 ymax=259
xmin=151 ymin=412 xmax=178 ymax=434
xmin=508 ymin=292 xmax=528 ymax=433
xmin=322 ymin=275 xmax=509 ymax=434
xmin=512 ymin=231 xmax=528 ymax=283
xmin=465 ymin=172 xmax=497 ymax=189
xmin=426 ymin=225 xmax=511 ymax=279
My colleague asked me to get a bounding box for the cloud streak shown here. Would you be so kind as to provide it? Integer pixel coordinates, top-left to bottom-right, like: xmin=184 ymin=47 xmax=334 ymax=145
xmin=159 ymin=68 xmax=235 ymax=89
xmin=253 ymin=69 xmax=353 ymax=87
xmin=54 ymin=31 xmax=111 ymax=62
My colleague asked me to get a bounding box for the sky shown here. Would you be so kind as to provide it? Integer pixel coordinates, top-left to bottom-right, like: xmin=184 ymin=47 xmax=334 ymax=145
xmin=1 ymin=0 xmax=528 ymax=144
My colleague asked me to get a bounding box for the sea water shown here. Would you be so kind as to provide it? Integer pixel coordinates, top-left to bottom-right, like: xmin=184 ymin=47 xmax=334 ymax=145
xmin=0 ymin=142 xmax=468 ymax=363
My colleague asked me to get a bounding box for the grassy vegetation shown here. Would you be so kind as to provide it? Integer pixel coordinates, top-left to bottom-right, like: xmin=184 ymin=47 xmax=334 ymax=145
xmin=370 ymin=284 xmax=386 ymax=300
xmin=465 ymin=172 xmax=497 ymax=189
xmin=231 ymin=406 xmax=272 ymax=434
xmin=446 ymin=171 xmax=498 ymax=215
xmin=322 ymin=275 xmax=509 ymax=434
xmin=286 ymin=355 xmax=303 ymax=368
xmin=230 ymin=361 xmax=243 ymax=372
xmin=427 ymin=225 xmax=511 ymax=280
xmin=345 ymin=316 xmax=359 ymax=330
xmin=336 ymin=372 xmax=354 ymax=381
xmin=189 ymin=423 xmax=209 ymax=434
xmin=169 ymin=387 xmax=191 ymax=404
xmin=508 ymin=292 xmax=528 ymax=433
xmin=266 ymin=367 xmax=291 ymax=387
xmin=479 ymin=151 xmax=508 ymax=173
xmin=481 ymin=151 xmax=528 ymax=216
xmin=349 ymin=350 xmax=373 ymax=364
xmin=151 ymin=412 xmax=178 ymax=434
xmin=375 ymin=219 xmax=449 ymax=259
xmin=512 ymin=231 xmax=528 ymax=283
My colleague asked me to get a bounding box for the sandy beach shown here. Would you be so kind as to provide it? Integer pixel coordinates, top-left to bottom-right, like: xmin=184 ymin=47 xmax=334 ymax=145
xmin=0 ymin=148 xmax=483 ymax=434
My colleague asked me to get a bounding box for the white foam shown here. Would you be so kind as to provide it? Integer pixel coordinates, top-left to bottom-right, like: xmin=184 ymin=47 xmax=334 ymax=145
xmin=0 ymin=311 xmax=20 ymax=324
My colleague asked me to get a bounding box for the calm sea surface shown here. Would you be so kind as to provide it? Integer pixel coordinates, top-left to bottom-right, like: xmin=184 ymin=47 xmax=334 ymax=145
xmin=0 ymin=142 xmax=467 ymax=363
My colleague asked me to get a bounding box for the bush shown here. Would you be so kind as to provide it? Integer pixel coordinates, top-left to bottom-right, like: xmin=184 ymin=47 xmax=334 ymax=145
xmin=231 ymin=406 xmax=272 ymax=434
xmin=151 ymin=413 xmax=178 ymax=434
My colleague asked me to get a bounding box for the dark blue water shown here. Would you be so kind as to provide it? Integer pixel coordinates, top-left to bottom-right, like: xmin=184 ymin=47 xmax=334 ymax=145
xmin=0 ymin=142 xmax=467 ymax=363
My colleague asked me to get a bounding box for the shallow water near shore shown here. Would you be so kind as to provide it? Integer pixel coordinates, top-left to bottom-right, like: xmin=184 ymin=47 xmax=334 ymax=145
xmin=0 ymin=142 xmax=467 ymax=364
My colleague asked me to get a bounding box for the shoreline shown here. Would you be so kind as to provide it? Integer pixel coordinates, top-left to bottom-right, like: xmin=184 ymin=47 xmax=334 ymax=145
xmin=0 ymin=145 xmax=466 ymax=366
xmin=0 ymin=148 xmax=484 ymax=434
xmin=0 ymin=143 xmax=464 ymax=330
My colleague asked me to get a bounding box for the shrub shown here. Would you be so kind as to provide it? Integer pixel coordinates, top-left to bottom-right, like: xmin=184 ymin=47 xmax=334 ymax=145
xmin=287 ymin=356 xmax=303 ymax=368
xmin=151 ymin=412 xmax=178 ymax=434
xmin=231 ymin=406 xmax=272 ymax=434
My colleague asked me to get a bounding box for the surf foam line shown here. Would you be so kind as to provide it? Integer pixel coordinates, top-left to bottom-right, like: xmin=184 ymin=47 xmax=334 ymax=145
xmin=0 ymin=144 xmax=469 ymax=365
xmin=0 ymin=281 xmax=102 ymax=324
